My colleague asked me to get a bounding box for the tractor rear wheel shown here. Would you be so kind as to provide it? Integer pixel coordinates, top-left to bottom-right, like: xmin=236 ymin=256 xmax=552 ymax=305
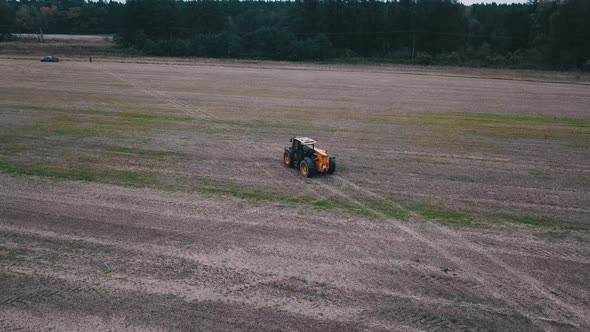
xmin=284 ymin=152 xmax=292 ymax=167
xmin=300 ymin=159 xmax=312 ymax=178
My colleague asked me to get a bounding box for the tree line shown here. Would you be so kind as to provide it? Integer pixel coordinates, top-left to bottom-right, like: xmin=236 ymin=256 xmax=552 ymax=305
xmin=1 ymin=0 xmax=589 ymax=70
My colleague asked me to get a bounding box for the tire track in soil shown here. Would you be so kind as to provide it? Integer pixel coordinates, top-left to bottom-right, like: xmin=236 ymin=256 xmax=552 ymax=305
xmin=107 ymin=68 xmax=353 ymax=219
xmin=365 ymin=189 xmax=590 ymax=214
xmin=0 ymin=180 xmax=532 ymax=330
xmin=0 ymin=233 xmax=520 ymax=332
xmin=0 ymin=286 xmax=103 ymax=307
xmin=462 ymin=235 xmax=590 ymax=265
xmin=106 ymin=69 xmax=320 ymax=198
xmin=330 ymin=175 xmax=589 ymax=330
xmin=0 ymin=318 xmax=27 ymax=332
xmin=0 ymin=236 xmax=362 ymax=323
xmin=344 ymin=148 xmax=590 ymax=172
xmin=1 ymin=180 xmax=529 ymax=331
xmin=99 ymin=65 xmax=587 ymax=330
xmin=0 ymin=196 xmax=346 ymax=316
xmin=0 ymin=189 xmax=343 ymax=237
xmin=0 ymin=223 xmax=260 ymax=289
xmin=306 ymin=180 xmax=545 ymax=332
xmin=108 ymin=68 xmax=548 ymax=330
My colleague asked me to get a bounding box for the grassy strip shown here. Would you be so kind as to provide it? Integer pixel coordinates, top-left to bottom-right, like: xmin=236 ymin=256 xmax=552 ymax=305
xmin=338 ymin=199 xmax=410 ymax=220
xmin=104 ymin=145 xmax=179 ymax=157
xmin=312 ymin=199 xmax=336 ymax=209
xmin=505 ymin=215 xmax=548 ymax=226
xmin=42 ymin=115 xmax=187 ymax=139
xmin=497 ymin=214 xmax=587 ymax=230
xmin=202 ymin=187 xmax=277 ymax=202
xmin=5 ymin=106 xmax=194 ymax=139
xmin=0 ymin=157 xmax=472 ymax=226
xmin=0 ymin=244 xmax=30 ymax=262
xmin=362 ymin=112 xmax=589 ymax=144
xmin=403 ymin=112 xmax=590 ymax=146
xmin=0 ymin=160 xmax=158 ymax=188
xmin=327 ymin=57 xmax=416 ymax=65
xmin=1 ymin=161 xmax=576 ymax=230
xmin=201 ymin=185 xmax=472 ymax=225
xmin=341 ymin=199 xmax=470 ymax=224
xmin=252 ymin=120 xmax=304 ymax=130
xmin=422 ymin=112 xmax=590 ymax=128
xmin=408 ymin=203 xmax=472 ymax=224
xmin=11 ymin=105 xmax=193 ymax=122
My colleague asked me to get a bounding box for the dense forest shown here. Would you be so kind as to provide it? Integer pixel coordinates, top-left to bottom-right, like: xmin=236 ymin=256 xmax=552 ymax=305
xmin=1 ymin=0 xmax=589 ymax=69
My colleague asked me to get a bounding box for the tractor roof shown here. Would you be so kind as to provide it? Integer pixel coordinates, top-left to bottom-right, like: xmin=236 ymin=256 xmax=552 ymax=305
xmin=294 ymin=136 xmax=316 ymax=145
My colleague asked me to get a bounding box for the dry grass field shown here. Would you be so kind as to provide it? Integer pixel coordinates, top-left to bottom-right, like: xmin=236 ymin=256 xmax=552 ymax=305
xmin=1 ymin=52 xmax=589 ymax=331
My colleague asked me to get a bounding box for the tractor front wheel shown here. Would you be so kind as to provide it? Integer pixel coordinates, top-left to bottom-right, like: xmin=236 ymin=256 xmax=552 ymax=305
xmin=328 ymin=159 xmax=336 ymax=174
xmin=300 ymin=159 xmax=312 ymax=178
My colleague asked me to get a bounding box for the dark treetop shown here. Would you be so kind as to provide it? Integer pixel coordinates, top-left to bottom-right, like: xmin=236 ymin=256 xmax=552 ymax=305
xmin=1 ymin=0 xmax=588 ymax=69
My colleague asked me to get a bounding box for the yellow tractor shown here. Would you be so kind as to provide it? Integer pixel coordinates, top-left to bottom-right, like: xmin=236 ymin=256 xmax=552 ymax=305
xmin=283 ymin=136 xmax=336 ymax=177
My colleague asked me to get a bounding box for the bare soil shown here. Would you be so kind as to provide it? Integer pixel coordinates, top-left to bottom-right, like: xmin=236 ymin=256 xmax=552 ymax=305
xmin=1 ymin=54 xmax=589 ymax=331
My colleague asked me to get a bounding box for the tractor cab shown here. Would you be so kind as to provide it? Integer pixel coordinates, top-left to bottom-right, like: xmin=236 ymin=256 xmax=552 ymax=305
xmin=291 ymin=136 xmax=316 ymax=161
xmin=284 ymin=136 xmax=335 ymax=177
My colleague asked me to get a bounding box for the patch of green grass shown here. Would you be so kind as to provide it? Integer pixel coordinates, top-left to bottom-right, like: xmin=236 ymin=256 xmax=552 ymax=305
xmin=312 ymin=199 xmax=336 ymax=209
xmin=0 ymin=159 xmax=159 ymax=188
xmin=498 ymin=214 xmax=587 ymax=231
xmin=359 ymin=111 xmax=589 ymax=147
xmin=252 ymin=120 xmax=303 ymax=130
xmin=204 ymin=187 xmax=354 ymax=214
xmin=411 ymin=112 xmax=590 ymax=128
xmin=328 ymin=57 xmax=416 ymax=65
xmin=99 ymin=265 xmax=113 ymax=276
xmin=271 ymin=280 xmax=329 ymax=299
xmin=0 ymin=160 xmax=69 ymax=179
xmin=409 ymin=203 xmax=472 ymax=224
xmin=108 ymin=172 xmax=159 ymax=187
xmin=283 ymin=197 xmax=308 ymax=205
xmin=190 ymin=180 xmax=469 ymax=225
xmin=507 ymin=215 xmax=547 ymax=226
xmin=272 ymin=282 xmax=298 ymax=295
xmin=368 ymin=200 xmax=412 ymax=220
xmin=344 ymin=206 xmax=380 ymax=218
xmin=35 ymin=157 xmax=476 ymax=225
xmin=104 ymin=145 xmax=179 ymax=157
xmin=78 ymin=156 xmax=99 ymax=163
xmin=330 ymin=197 xmax=411 ymax=220
xmin=110 ymin=111 xmax=192 ymax=122
xmin=453 ymin=113 xmax=590 ymax=128
xmin=407 ymin=112 xmax=590 ymax=145
xmin=543 ymin=229 xmax=571 ymax=239
xmin=0 ymin=140 xmax=33 ymax=154
xmin=0 ymin=245 xmax=29 ymax=261
xmin=8 ymin=106 xmax=193 ymax=139
xmin=10 ymin=105 xmax=194 ymax=122
xmin=202 ymin=187 xmax=276 ymax=202
xmin=289 ymin=196 xmax=409 ymax=219
xmin=447 ymin=175 xmax=475 ymax=182
xmin=499 ymin=213 xmax=553 ymax=227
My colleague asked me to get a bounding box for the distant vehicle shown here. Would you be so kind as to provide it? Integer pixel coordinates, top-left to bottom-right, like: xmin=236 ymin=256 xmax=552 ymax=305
xmin=284 ymin=136 xmax=336 ymax=177
xmin=40 ymin=56 xmax=59 ymax=62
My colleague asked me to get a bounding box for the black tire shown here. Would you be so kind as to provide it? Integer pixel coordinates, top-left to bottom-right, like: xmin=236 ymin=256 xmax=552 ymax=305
xmin=327 ymin=158 xmax=336 ymax=174
xmin=300 ymin=158 xmax=314 ymax=178
xmin=284 ymin=152 xmax=293 ymax=167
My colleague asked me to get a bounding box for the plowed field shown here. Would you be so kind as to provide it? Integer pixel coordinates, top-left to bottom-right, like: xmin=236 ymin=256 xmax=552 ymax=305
xmin=1 ymin=55 xmax=589 ymax=331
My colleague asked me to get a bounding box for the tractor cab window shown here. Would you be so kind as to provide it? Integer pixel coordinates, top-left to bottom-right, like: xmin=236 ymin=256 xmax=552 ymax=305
xmin=292 ymin=140 xmax=299 ymax=150
xmin=302 ymin=144 xmax=314 ymax=153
